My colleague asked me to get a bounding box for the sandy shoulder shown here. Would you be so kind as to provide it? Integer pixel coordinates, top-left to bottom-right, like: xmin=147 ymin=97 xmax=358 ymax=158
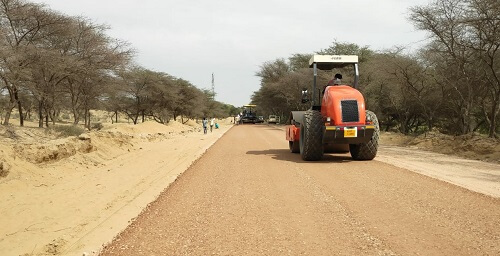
xmin=376 ymin=145 xmax=500 ymax=198
xmin=0 ymin=120 xmax=232 ymax=256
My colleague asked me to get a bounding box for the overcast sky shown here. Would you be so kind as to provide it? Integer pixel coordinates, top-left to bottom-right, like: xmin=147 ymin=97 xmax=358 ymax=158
xmin=32 ymin=0 xmax=430 ymax=107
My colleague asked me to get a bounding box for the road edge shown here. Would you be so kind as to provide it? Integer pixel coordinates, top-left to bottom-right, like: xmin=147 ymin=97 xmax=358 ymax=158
xmin=65 ymin=125 xmax=234 ymax=256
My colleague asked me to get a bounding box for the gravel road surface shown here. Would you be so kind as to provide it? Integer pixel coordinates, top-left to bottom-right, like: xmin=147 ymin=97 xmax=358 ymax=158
xmin=100 ymin=125 xmax=500 ymax=255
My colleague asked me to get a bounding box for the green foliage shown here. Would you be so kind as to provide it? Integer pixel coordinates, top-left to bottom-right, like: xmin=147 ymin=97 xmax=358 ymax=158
xmin=408 ymin=0 xmax=500 ymax=137
xmin=0 ymin=0 xmax=132 ymax=128
xmin=253 ymin=62 xmax=312 ymax=123
xmin=255 ymin=58 xmax=290 ymax=85
xmin=289 ymin=54 xmax=312 ymax=71
xmin=317 ymin=41 xmax=375 ymax=63
xmin=253 ymin=35 xmax=499 ymax=137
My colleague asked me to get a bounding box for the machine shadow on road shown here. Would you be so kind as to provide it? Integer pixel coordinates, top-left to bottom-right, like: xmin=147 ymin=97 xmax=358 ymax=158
xmin=262 ymin=126 xmax=284 ymax=131
xmin=239 ymin=125 xmax=283 ymax=131
xmin=246 ymin=149 xmax=353 ymax=164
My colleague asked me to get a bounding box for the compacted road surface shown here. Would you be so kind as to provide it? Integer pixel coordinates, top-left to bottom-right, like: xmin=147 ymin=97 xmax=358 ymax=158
xmin=100 ymin=125 xmax=500 ymax=255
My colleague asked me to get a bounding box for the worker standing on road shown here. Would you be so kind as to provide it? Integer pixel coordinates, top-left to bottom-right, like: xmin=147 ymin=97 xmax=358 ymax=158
xmin=235 ymin=114 xmax=240 ymax=125
xmin=210 ymin=118 xmax=215 ymax=132
xmin=202 ymin=117 xmax=208 ymax=134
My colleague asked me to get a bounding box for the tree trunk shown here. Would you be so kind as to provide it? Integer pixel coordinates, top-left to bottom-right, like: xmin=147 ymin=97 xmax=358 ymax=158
xmin=72 ymin=107 xmax=81 ymax=124
xmin=2 ymin=99 xmax=15 ymax=125
xmin=427 ymin=116 xmax=433 ymax=131
xmin=73 ymin=113 xmax=80 ymax=124
xmin=398 ymin=112 xmax=411 ymax=135
xmin=23 ymin=109 xmax=29 ymax=121
xmin=84 ymin=109 xmax=87 ymax=129
xmin=69 ymin=81 xmax=81 ymax=125
xmin=459 ymin=101 xmax=473 ymax=135
xmin=48 ymin=108 xmax=56 ymax=125
xmin=489 ymin=99 xmax=498 ymax=138
xmin=2 ymin=104 xmax=14 ymax=125
xmin=38 ymin=101 xmax=44 ymax=128
xmin=133 ymin=114 xmax=138 ymax=125
xmin=3 ymin=86 xmax=17 ymax=125
xmin=14 ymin=88 xmax=24 ymax=127
xmin=84 ymin=108 xmax=91 ymax=130
xmin=115 ymin=110 xmax=118 ymax=123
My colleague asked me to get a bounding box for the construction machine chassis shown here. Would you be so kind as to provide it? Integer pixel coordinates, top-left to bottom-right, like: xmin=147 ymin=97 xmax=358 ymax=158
xmin=286 ymin=55 xmax=380 ymax=161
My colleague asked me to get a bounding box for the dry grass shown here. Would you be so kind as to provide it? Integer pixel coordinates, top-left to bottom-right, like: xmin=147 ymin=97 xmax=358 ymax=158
xmin=49 ymin=125 xmax=86 ymax=137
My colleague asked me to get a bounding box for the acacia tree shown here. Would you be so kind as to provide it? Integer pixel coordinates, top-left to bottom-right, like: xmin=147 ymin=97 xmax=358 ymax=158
xmin=101 ymin=76 xmax=124 ymax=124
xmin=52 ymin=17 xmax=131 ymax=128
xmin=1 ymin=0 xmax=132 ymax=128
xmin=318 ymin=41 xmax=374 ymax=63
xmin=253 ymin=42 xmax=376 ymax=122
xmin=288 ymin=53 xmax=312 ymax=71
xmin=74 ymin=21 xmax=130 ymax=128
xmin=364 ymin=51 xmax=446 ymax=133
xmin=0 ymin=0 xmax=65 ymax=126
xmin=116 ymin=67 xmax=157 ymax=124
xmin=253 ymin=58 xmax=313 ymax=121
xmin=465 ymin=0 xmax=500 ymax=137
xmin=103 ymin=70 xmax=213 ymax=125
xmin=410 ymin=0 xmax=499 ymax=137
xmin=171 ymin=78 xmax=205 ymax=122
xmin=28 ymin=47 xmax=70 ymax=127
xmin=255 ymin=58 xmax=290 ymax=85
xmin=253 ymin=58 xmax=291 ymax=115
xmin=146 ymin=72 xmax=179 ymax=124
xmin=0 ymin=0 xmax=228 ymax=130
xmin=200 ymin=88 xmax=216 ymax=118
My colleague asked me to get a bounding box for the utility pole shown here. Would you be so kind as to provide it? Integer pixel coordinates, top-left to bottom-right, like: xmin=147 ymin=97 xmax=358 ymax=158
xmin=211 ymin=73 xmax=215 ymax=100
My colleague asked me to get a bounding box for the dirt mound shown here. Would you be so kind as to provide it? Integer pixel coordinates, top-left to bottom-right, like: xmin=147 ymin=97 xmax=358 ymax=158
xmin=380 ymin=131 xmax=500 ymax=163
xmin=14 ymin=137 xmax=94 ymax=164
xmin=0 ymin=124 xmax=59 ymax=143
xmin=0 ymin=116 xmax=233 ymax=256
xmin=0 ymin=120 xmax=202 ymax=173
xmin=103 ymin=120 xmax=198 ymax=135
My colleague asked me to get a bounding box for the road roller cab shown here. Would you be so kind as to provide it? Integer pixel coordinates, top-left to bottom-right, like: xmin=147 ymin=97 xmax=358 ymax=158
xmin=286 ymin=55 xmax=379 ymax=161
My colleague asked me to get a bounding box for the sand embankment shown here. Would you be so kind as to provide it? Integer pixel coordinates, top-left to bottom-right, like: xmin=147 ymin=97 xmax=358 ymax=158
xmin=0 ymin=119 xmax=232 ymax=256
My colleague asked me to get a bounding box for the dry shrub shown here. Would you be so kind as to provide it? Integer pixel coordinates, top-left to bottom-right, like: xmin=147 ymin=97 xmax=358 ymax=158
xmin=91 ymin=122 xmax=103 ymax=131
xmin=0 ymin=162 xmax=10 ymax=178
xmin=50 ymin=125 xmax=85 ymax=137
